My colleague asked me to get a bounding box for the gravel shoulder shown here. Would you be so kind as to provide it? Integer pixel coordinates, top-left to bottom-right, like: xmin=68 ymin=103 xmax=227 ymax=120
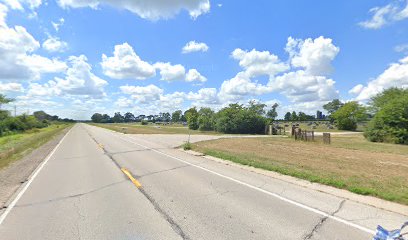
xmin=0 ymin=127 xmax=70 ymax=209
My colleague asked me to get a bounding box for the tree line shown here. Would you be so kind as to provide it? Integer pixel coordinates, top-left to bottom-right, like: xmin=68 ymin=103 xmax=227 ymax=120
xmin=0 ymin=94 xmax=75 ymax=137
xmin=90 ymin=87 xmax=407 ymax=144
xmin=322 ymin=88 xmax=407 ymax=144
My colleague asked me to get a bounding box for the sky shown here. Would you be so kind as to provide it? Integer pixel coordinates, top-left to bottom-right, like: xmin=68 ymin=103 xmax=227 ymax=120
xmin=0 ymin=0 xmax=407 ymax=120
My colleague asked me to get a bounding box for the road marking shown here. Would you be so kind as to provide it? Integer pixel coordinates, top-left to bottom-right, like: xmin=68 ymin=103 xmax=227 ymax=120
xmin=121 ymin=168 xmax=142 ymax=188
xmin=0 ymin=127 xmax=73 ymax=225
xmin=94 ymin=126 xmax=376 ymax=235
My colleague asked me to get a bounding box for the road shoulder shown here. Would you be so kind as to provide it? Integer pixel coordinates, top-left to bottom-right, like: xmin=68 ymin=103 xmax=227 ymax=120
xmin=0 ymin=127 xmax=71 ymax=212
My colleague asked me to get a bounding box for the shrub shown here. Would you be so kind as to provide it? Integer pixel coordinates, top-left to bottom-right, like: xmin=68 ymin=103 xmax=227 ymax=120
xmin=331 ymin=102 xmax=367 ymax=131
xmin=141 ymin=120 xmax=148 ymax=125
xmin=365 ymin=96 xmax=408 ymax=144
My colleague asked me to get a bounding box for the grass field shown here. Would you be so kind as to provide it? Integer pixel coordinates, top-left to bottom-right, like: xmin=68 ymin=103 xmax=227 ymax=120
xmin=191 ymin=134 xmax=408 ymax=205
xmin=0 ymin=123 xmax=71 ymax=169
xmin=90 ymin=123 xmax=222 ymax=135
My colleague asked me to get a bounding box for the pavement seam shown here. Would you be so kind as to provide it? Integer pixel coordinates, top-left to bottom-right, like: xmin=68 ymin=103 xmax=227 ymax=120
xmin=99 ymin=126 xmax=376 ymax=235
xmin=303 ymin=199 xmax=346 ymax=240
xmin=83 ymin=125 xmax=190 ymax=240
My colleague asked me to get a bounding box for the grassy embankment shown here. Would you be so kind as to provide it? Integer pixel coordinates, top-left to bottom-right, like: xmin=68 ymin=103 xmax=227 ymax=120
xmin=192 ymin=134 xmax=408 ymax=205
xmin=0 ymin=123 xmax=72 ymax=169
xmin=90 ymin=123 xmax=222 ymax=135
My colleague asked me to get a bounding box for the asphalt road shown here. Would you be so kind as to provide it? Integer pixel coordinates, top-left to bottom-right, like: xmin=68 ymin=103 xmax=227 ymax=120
xmin=0 ymin=123 xmax=406 ymax=240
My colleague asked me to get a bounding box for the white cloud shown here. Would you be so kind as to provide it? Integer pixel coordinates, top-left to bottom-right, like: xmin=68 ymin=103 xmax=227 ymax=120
xmin=120 ymin=84 xmax=163 ymax=103
xmin=182 ymin=40 xmax=209 ymax=53
xmin=154 ymin=62 xmax=186 ymax=81
xmin=52 ymin=18 xmax=65 ymax=32
xmin=0 ymin=82 xmax=23 ymax=92
xmin=1 ymin=0 xmax=42 ymax=10
xmin=219 ymin=72 xmax=272 ymax=101
xmin=186 ymin=69 xmax=207 ymax=83
xmin=101 ymin=43 xmax=156 ymax=80
xmin=395 ymin=43 xmax=408 ymax=54
xmin=348 ymin=84 xmax=364 ymax=95
xmin=359 ymin=1 xmax=408 ymax=29
xmin=354 ymin=56 xmax=408 ymax=101
xmin=42 ymin=55 xmax=108 ymax=98
xmin=231 ymin=48 xmax=288 ymax=78
xmin=286 ymin=36 xmax=339 ymax=76
xmin=272 ymin=70 xmax=339 ymax=103
xmin=187 ymin=87 xmax=219 ymax=106
xmin=0 ymin=5 xmax=67 ymax=81
xmin=57 ymin=0 xmax=210 ymax=20
xmin=42 ymin=36 xmax=68 ymax=52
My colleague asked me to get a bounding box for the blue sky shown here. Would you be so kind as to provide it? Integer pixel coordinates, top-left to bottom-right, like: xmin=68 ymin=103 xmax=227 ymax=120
xmin=0 ymin=0 xmax=407 ymax=119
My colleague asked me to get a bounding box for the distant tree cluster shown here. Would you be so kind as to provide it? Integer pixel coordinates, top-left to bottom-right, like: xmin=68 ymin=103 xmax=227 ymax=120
xmin=283 ymin=111 xmax=315 ymax=121
xmin=0 ymin=94 xmax=73 ymax=136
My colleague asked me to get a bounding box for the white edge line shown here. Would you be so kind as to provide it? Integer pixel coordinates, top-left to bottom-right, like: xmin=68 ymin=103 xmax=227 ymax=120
xmin=90 ymin=125 xmax=375 ymax=235
xmin=0 ymin=126 xmax=73 ymax=225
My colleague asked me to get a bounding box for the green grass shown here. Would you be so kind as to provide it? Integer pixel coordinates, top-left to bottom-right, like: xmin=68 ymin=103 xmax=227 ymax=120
xmin=192 ymin=136 xmax=408 ymax=205
xmin=0 ymin=123 xmax=72 ymax=169
xmin=90 ymin=123 xmax=222 ymax=135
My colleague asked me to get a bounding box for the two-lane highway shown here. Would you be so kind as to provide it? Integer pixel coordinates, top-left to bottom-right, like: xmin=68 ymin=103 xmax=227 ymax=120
xmin=0 ymin=123 xmax=405 ymax=239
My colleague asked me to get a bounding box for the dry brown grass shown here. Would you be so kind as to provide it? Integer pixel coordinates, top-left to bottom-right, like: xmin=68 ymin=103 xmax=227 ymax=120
xmin=192 ymin=135 xmax=408 ymax=205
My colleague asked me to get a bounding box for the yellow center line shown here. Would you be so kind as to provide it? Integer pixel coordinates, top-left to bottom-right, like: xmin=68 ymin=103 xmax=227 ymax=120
xmin=121 ymin=168 xmax=142 ymax=188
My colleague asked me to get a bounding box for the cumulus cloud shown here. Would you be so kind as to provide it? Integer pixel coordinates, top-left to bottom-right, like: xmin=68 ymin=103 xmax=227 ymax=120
xmin=182 ymin=40 xmax=209 ymax=53
xmin=218 ymin=36 xmax=340 ymax=106
xmin=42 ymin=36 xmax=68 ymax=52
xmin=353 ymin=56 xmax=408 ymax=101
xmin=219 ymin=72 xmax=272 ymax=101
xmin=57 ymin=0 xmax=210 ymax=20
xmin=154 ymin=62 xmax=186 ymax=81
xmin=0 ymin=82 xmax=23 ymax=92
xmin=101 ymin=43 xmax=156 ymax=80
xmin=120 ymin=84 xmax=163 ymax=103
xmin=286 ymin=36 xmax=339 ymax=75
xmin=25 ymin=55 xmax=107 ymax=99
xmin=186 ymin=69 xmax=207 ymax=82
xmin=359 ymin=1 xmax=408 ymax=29
xmin=272 ymin=70 xmax=339 ymax=103
xmin=187 ymin=87 xmax=219 ymax=106
xmin=0 ymin=4 xmax=67 ymax=81
xmin=231 ymin=48 xmax=288 ymax=78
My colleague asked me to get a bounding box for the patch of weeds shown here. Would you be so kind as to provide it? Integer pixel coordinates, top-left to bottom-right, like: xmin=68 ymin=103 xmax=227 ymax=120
xmin=183 ymin=142 xmax=192 ymax=150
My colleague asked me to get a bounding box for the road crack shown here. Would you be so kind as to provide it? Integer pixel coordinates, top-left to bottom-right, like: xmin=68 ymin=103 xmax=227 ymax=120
xmin=302 ymin=199 xmax=345 ymax=240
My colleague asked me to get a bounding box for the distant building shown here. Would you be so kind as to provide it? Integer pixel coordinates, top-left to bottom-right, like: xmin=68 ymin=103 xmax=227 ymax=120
xmin=316 ymin=110 xmax=324 ymax=120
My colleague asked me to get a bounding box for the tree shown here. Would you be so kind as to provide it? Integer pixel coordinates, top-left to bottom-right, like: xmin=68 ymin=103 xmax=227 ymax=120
xmin=284 ymin=112 xmax=291 ymax=121
xmin=171 ymin=110 xmax=182 ymax=123
xmin=184 ymin=107 xmax=199 ymax=130
xmin=323 ymin=99 xmax=344 ymax=115
xmin=112 ymin=112 xmax=124 ymax=123
xmin=91 ymin=113 xmax=103 ymax=123
xmin=33 ymin=111 xmax=51 ymax=121
xmin=266 ymin=103 xmax=279 ymax=121
xmin=198 ymin=107 xmax=215 ymax=131
xmin=215 ymin=103 xmax=266 ymax=134
xmin=298 ymin=112 xmax=315 ymax=121
xmin=162 ymin=112 xmax=171 ymax=122
xmin=0 ymin=94 xmax=13 ymax=109
xmin=369 ymin=87 xmax=408 ymax=114
xmin=365 ymin=88 xmax=408 ymax=144
xmin=124 ymin=112 xmax=135 ymax=123
xmin=291 ymin=111 xmax=298 ymax=121
xmin=101 ymin=114 xmax=112 ymax=123
xmin=331 ymin=101 xmax=367 ymax=131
